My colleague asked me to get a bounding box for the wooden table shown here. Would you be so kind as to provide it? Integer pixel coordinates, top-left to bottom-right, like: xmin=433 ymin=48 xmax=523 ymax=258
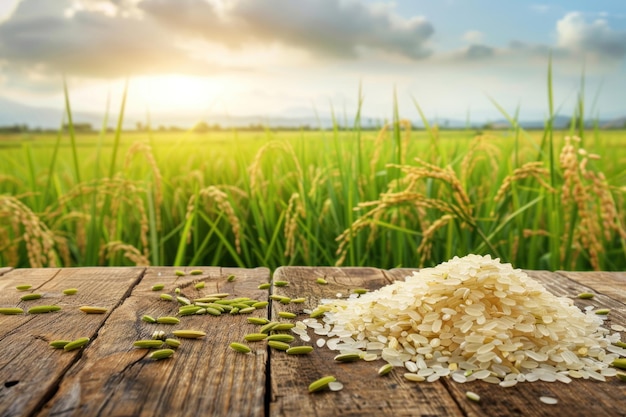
xmin=0 ymin=267 xmax=625 ymax=417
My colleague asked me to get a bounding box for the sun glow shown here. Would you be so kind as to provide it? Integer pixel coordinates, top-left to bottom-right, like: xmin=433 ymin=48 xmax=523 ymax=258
xmin=129 ymin=74 xmax=229 ymax=113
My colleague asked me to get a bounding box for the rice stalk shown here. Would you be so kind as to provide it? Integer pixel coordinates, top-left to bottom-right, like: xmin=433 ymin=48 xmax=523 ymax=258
xmin=396 ymin=159 xmax=472 ymax=220
xmin=370 ymin=119 xmax=412 ymax=178
xmin=492 ymin=162 xmax=553 ymax=206
xmin=559 ymin=136 xmax=625 ymax=269
xmin=335 ymin=190 xmax=452 ymax=266
xmin=416 ymin=214 xmax=454 ymax=267
xmin=124 ymin=141 xmax=163 ymax=231
xmin=0 ymin=227 xmax=19 ymax=266
xmin=284 ymin=192 xmax=306 ymax=258
xmin=42 ymin=177 xmax=149 ymax=264
xmin=0 ymin=195 xmax=59 ymax=267
xmin=99 ymin=241 xmax=150 ymax=266
xmin=185 ymin=185 xmax=242 ymax=254
xmin=460 ymin=135 xmax=501 ymax=185
xmin=248 ymin=140 xmax=303 ymax=195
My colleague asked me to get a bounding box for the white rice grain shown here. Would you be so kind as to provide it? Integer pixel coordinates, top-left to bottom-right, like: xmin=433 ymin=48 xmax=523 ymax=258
xmin=309 ymin=255 xmax=622 ymax=386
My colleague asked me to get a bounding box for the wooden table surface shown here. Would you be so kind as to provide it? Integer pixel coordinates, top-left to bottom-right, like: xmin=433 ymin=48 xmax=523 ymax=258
xmin=0 ymin=266 xmax=625 ymax=417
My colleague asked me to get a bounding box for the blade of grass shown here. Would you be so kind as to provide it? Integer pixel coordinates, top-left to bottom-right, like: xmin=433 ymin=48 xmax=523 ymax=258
xmin=197 ymin=211 xmax=245 ymax=267
xmin=85 ymin=92 xmax=111 ymax=265
xmin=42 ymin=117 xmax=65 ymax=206
xmin=174 ymin=184 xmax=198 ymax=266
xmin=146 ymin=189 xmax=159 ymax=266
xmin=546 ymin=54 xmax=560 ymax=270
xmin=63 ymin=76 xmax=81 ymax=184
xmin=108 ymin=78 xmax=129 ymax=179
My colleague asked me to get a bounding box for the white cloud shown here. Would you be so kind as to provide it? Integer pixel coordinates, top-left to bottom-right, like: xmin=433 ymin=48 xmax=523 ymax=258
xmin=556 ymin=11 xmax=626 ymax=59
xmin=0 ymin=0 xmax=436 ymax=81
xmin=462 ymin=30 xmax=484 ymax=43
xmin=141 ymin=0 xmax=435 ymax=59
xmin=0 ymin=0 xmax=221 ymax=78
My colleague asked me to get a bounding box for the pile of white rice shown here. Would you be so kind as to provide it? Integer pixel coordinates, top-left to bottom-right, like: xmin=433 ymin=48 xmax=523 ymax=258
xmin=299 ymin=254 xmax=625 ymax=386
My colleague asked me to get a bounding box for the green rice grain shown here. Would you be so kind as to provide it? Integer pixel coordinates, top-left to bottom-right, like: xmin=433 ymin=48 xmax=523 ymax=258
xmin=20 ymin=293 xmax=42 ymax=301
xmin=286 ymin=346 xmax=313 ymax=355
xmin=229 ymin=342 xmax=251 ymax=354
xmin=247 ymin=317 xmax=270 ymax=325
xmin=142 ymin=314 xmax=157 ymax=323
xmin=64 ymin=337 xmax=90 ymax=351
xmin=150 ymin=348 xmax=174 ymax=360
xmin=273 ymin=323 xmax=295 ymax=330
xmin=165 ymin=338 xmax=181 ymax=348
xmin=156 ymin=316 xmax=180 ymax=324
xmin=267 ymin=340 xmax=290 ymax=351
xmin=334 ymin=353 xmax=361 ymax=362
xmin=49 ymin=340 xmax=71 ymax=349
xmin=133 ymin=340 xmax=165 ymax=348
xmin=378 ymin=363 xmax=393 ymax=376
xmin=308 ymin=376 xmax=336 ymax=393
xmin=0 ymin=307 xmax=24 ymax=315
xmin=244 ymin=333 xmax=268 ymax=342
xmin=172 ymin=330 xmax=206 ymax=339
xmin=266 ymin=334 xmax=295 ymax=342
xmin=28 ymin=305 xmax=61 ymax=314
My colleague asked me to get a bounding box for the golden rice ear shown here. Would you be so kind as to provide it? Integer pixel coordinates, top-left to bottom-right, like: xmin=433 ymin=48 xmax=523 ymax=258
xmin=0 ymin=195 xmax=59 ymax=267
xmin=99 ymin=241 xmax=150 ymax=266
xmin=185 ymin=185 xmax=242 ymax=253
xmin=124 ymin=141 xmax=163 ymax=232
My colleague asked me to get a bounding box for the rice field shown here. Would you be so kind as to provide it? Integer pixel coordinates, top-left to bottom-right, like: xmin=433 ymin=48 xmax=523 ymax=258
xmin=0 ymin=122 xmax=624 ymax=271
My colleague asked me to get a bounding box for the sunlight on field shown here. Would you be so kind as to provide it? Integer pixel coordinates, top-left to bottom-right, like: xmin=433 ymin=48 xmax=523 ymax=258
xmin=0 ymin=125 xmax=624 ymax=271
xmin=130 ymin=75 xmax=230 ymax=112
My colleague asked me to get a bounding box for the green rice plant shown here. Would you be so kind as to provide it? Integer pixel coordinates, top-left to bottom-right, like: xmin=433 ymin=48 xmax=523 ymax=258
xmin=0 ymin=70 xmax=624 ymax=270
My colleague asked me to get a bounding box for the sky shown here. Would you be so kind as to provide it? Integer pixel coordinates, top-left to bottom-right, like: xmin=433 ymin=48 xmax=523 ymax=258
xmin=0 ymin=0 xmax=625 ymax=127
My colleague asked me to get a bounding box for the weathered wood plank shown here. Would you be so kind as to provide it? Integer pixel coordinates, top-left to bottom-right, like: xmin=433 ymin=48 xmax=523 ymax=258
xmin=0 ymin=267 xmax=13 ymax=276
xmin=0 ymin=267 xmax=144 ymax=417
xmin=269 ymin=266 xmax=465 ymax=417
xmin=556 ymin=271 xmax=626 ymax=304
xmin=0 ymin=268 xmax=61 ymax=339
xmin=38 ymin=267 xmax=270 ymax=417
xmin=397 ymin=269 xmax=626 ymax=417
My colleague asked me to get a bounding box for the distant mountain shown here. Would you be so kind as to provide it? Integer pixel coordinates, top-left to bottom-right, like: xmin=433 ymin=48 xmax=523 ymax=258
xmin=601 ymin=116 xmax=626 ymax=129
xmin=0 ymin=96 xmax=623 ymax=131
xmin=0 ymin=96 xmax=106 ymax=129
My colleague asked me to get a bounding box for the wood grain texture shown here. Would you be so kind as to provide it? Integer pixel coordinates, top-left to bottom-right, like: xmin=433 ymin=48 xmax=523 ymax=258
xmin=556 ymin=271 xmax=626 ymax=304
xmin=37 ymin=267 xmax=271 ymax=417
xmin=269 ymin=266 xmax=465 ymax=417
xmin=0 ymin=267 xmax=144 ymax=417
xmin=0 ymin=267 xmax=13 ymax=276
xmin=1 ymin=266 xmax=625 ymax=417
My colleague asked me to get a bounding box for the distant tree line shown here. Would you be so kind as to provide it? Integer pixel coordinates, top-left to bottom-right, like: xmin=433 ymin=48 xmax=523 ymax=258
xmin=2 ymin=119 xmax=625 ymax=134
